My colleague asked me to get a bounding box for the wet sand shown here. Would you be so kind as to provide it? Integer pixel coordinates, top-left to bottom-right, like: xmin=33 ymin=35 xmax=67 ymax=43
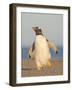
xmin=21 ymin=59 xmax=63 ymax=77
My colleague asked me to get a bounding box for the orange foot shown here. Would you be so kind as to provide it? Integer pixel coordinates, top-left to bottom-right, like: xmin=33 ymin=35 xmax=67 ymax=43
xmin=48 ymin=60 xmax=52 ymax=68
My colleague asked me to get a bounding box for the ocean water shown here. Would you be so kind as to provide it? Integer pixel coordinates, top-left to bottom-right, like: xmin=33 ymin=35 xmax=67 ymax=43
xmin=21 ymin=46 xmax=63 ymax=60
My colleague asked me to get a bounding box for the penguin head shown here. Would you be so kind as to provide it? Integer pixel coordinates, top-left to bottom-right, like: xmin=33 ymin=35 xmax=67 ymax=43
xmin=32 ymin=26 xmax=43 ymax=35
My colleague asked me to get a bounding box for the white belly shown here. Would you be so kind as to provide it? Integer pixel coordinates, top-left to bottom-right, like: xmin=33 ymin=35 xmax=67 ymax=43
xmin=35 ymin=35 xmax=51 ymax=66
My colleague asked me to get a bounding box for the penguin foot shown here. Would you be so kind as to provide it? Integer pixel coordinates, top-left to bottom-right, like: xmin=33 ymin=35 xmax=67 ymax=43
xmin=37 ymin=65 xmax=43 ymax=70
xmin=37 ymin=67 xmax=41 ymax=70
xmin=47 ymin=60 xmax=52 ymax=68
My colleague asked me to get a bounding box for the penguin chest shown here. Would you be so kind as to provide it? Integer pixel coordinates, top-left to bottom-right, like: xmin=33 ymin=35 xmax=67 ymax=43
xmin=35 ymin=35 xmax=51 ymax=64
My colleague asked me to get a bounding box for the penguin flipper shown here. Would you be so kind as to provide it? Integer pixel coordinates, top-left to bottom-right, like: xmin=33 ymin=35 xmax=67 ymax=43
xmin=28 ymin=47 xmax=32 ymax=58
xmin=46 ymin=39 xmax=58 ymax=53
xmin=32 ymin=41 xmax=35 ymax=51
xmin=46 ymin=39 xmax=52 ymax=48
xmin=28 ymin=42 xmax=35 ymax=59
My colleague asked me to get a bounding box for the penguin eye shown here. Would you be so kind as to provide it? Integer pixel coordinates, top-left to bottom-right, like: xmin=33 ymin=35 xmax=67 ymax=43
xmin=39 ymin=29 xmax=41 ymax=32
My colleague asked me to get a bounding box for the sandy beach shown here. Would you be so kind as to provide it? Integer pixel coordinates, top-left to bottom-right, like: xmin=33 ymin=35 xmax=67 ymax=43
xmin=21 ymin=59 xmax=63 ymax=77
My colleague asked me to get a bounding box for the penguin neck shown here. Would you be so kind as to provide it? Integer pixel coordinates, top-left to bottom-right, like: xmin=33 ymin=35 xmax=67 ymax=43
xmin=35 ymin=35 xmax=44 ymax=40
xmin=36 ymin=33 xmax=43 ymax=36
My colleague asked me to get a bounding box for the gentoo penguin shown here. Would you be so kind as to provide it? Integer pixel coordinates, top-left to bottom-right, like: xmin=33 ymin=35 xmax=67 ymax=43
xmin=29 ymin=26 xmax=58 ymax=70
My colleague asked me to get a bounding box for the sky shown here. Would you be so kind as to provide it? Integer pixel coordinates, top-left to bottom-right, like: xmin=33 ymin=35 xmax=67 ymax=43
xmin=21 ymin=12 xmax=63 ymax=47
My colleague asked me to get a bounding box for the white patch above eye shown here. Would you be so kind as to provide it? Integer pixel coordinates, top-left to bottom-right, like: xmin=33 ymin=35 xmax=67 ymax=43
xmin=38 ymin=27 xmax=41 ymax=29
